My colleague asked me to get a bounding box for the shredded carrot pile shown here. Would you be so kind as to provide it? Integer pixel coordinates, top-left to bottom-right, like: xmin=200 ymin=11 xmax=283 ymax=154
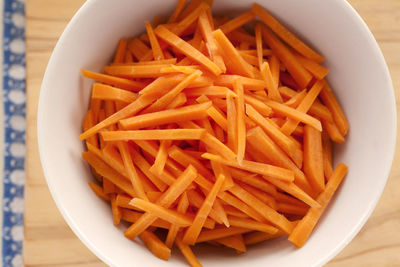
xmin=80 ymin=1 xmax=349 ymax=265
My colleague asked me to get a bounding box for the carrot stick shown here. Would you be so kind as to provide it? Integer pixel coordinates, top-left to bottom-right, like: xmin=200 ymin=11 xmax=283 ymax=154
xmin=322 ymin=132 xmax=334 ymax=181
xmin=219 ymin=10 xmax=256 ymax=34
xmin=130 ymin=198 xmax=192 ymax=226
xmin=196 ymin=227 xmax=252 ymax=243
xmin=102 ymin=129 xmax=206 ymax=141
xmin=111 ymin=194 xmax=122 ymax=225
xmin=229 ymin=216 xmax=278 ymax=234
xmin=228 ymin=184 xmax=294 ymax=233
xmin=168 ymin=0 xmax=187 ymax=23
xmin=246 ymin=104 xmax=296 ymax=157
xmin=183 ymin=174 xmax=225 ymax=244
xmin=144 ymin=70 xmax=202 ymax=113
xmin=88 ymin=182 xmax=110 ymax=201
xmin=303 ymin=125 xmax=325 ymax=194
xmin=260 ymin=25 xmax=312 ymax=88
xmin=284 ymin=89 xmax=306 ymax=108
xmin=254 ymin=22 xmax=264 ymax=69
xmin=277 ymin=202 xmax=309 ymax=216
xmin=149 ymin=140 xmax=172 ymax=177
xmin=120 ymin=102 xmax=212 ymax=129
xmin=124 ymin=165 xmax=198 ymax=239
xmin=198 ymin=10 xmax=226 ymax=72
xmin=227 ymin=30 xmax=256 ymax=45
xmin=269 ymin=55 xmax=280 ymax=91
xmin=281 ymin=79 xmax=325 ymax=135
xmin=260 ymin=61 xmax=282 ymax=102
xmin=226 ymin=93 xmax=238 ymax=153
xmin=201 ymin=133 xmax=237 ymax=161
xmin=113 ymin=39 xmax=128 ymax=64
xmin=82 ymin=151 xmax=136 ymax=197
xmin=117 ymin=141 xmax=148 ymax=200
xmin=320 ymin=83 xmax=349 ymax=136
xmin=103 ymin=64 xmax=173 ymax=78
xmin=154 ymin=25 xmax=222 ymax=76
xmin=175 ymin=234 xmax=203 ymax=267
xmin=252 ymin=3 xmax=324 ymax=63
xmin=185 ymin=86 xmax=234 ymax=98
xmin=202 ymin=153 xmax=295 ymax=182
xmin=230 ymin=168 xmax=277 ymax=196
xmin=121 ymin=209 xmax=172 ymax=229
xmin=288 ymin=163 xmax=348 ymax=247
xmin=91 ymin=83 xmax=138 ymax=103
xmin=210 ymin=161 xmax=234 ymax=191
xmin=145 ymin=21 xmax=165 ymax=60
xmin=166 ymin=93 xmax=187 ymax=109
xmin=186 ymin=189 xmax=224 ymax=224
xmin=233 ymin=80 xmax=246 ymax=164
xmin=224 ymin=205 xmax=248 ymax=218
xmin=275 ymin=192 xmax=308 ymax=208
xmin=294 ymin=52 xmax=329 ymax=80
xmin=237 ymin=181 xmax=277 ymax=209
xmin=165 ymin=192 xmax=189 ymax=247
xmin=215 ymin=234 xmax=246 ymax=253
xmin=243 ymin=230 xmax=286 ymax=245
xmin=322 ymin=119 xmax=345 ymax=144
xmin=81 ymin=69 xmax=146 ymax=91
xmin=139 ymin=230 xmax=171 ymax=260
xmin=128 ymin=38 xmax=151 ymax=60
xmin=213 ymin=29 xmax=255 ymax=78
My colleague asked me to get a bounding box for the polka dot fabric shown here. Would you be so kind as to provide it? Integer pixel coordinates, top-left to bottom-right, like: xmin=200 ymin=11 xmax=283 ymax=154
xmin=2 ymin=0 xmax=26 ymax=266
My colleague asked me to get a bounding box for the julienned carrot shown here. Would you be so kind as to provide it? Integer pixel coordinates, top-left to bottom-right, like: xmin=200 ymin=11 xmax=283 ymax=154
xmin=139 ymin=230 xmax=171 ymax=261
xmin=124 ymin=165 xmax=198 ymax=239
xmin=219 ymin=10 xmax=256 ymax=34
xmin=155 ymin=25 xmax=222 ymax=76
xmin=233 ymin=80 xmax=246 ymax=165
xmin=303 ymin=125 xmax=325 ymax=194
xmin=81 ymin=1 xmax=349 ymax=263
xmin=91 ymin=83 xmax=138 ymax=103
xmin=213 ymin=29 xmax=255 ymax=78
xmin=288 ymin=163 xmax=348 ymax=247
xmin=183 ymin=174 xmax=225 ymax=244
xmin=260 ymin=25 xmax=312 ymax=89
xmin=120 ymin=102 xmax=212 ymax=129
xmin=252 ymin=3 xmax=324 ymax=63
xmin=81 ymin=69 xmax=146 ymax=91
xmin=130 ymin=198 xmax=192 ymax=227
xmin=101 ymin=129 xmax=206 ymax=141
xmin=202 ymin=153 xmax=295 ymax=183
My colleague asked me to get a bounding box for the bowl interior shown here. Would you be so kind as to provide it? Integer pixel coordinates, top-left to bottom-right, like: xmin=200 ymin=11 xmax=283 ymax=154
xmin=38 ymin=0 xmax=397 ymax=266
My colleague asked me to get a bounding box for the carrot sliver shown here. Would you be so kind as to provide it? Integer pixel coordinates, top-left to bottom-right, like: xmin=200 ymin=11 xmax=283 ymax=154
xmin=269 ymin=55 xmax=280 ymax=91
xmin=124 ymin=165 xmax=198 ymax=239
xmin=201 ymin=133 xmax=237 ymax=161
xmin=230 ymin=168 xmax=277 ymax=196
xmin=322 ymin=132 xmax=334 ymax=181
xmin=183 ymin=174 xmax=225 ymax=244
xmin=202 ymin=153 xmax=294 ymax=182
xmin=168 ymin=0 xmax=187 ymax=23
xmin=102 ymin=129 xmax=206 ymax=141
xmin=166 ymin=92 xmax=187 ymax=109
xmin=103 ymin=64 xmax=172 ymax=78
xmin=139 ymin=230 xmax=171 ymax=261
xmin=91 ymin=83 xmax=138 ymax=103
xmin=277 ymin=202 xmax=309 ymax=216
xmin=295 ymin=52 xmax=329 ymax=80
xmin=233 ymin=80 xmax=246 ymax=165
xmin=186 ymin=189 xmax=224 ymax=225
xmin=145 ymin=21 xmax=165 ymax=61
xmin=260 ymin=25 xmax=312 ymax=88
xmin=219 ymin=10 xmax=256 ymax=34
xmin=260 ymin=61 xmax=282 ymax=102
xmin=113 ymin=39 xmax=128 ymax=64
xmin=128 ymin=38 xmax=151 ymax=60
xmin=303 ymin=125 xmax=325 ymax=194
xmin=243 ymin=230 xmax=286 ymax=245
xmin=322 ymin=119 xmax=345 ymax=144
xmin=149 ymin=140 xmax=172 ymax=177
xmin=228 ymin=184 xmax=294 ymax=234
xmin=165 ymin=192 xmax=189 ymax=248
xmin=81 ymin=69 xmax=146 ymax=91
xmin=155 ymin=25 xmax=222 ymax=76
xmin=196 ymin=227 xmax=251 ymax=243
xmin=288 ymin=163 xmax=348 ymax=247
xmin=320 ymin=83 xmax=349 ymax=136
xmin=237 ymin=181 xmax=277 ymax=209
xmin=130 ymin=198 xmax=192 ymax=227
xmin=88 ymin=182 xmax=110 ymax=201
xmin=216 ymin=234 xmax=246 ymax=253
xmin=120 ymin=102 xmax=212 ymax=129
xmin=226 ymin=93 xmax=238 ymax=153
xmin=175 ymin=234 xmax=203 ymax=267
xmin=213 ymin=29 xmax=255 ymax=78
xmin=229 ymin=216 xmax=278 ymax=234
xmin=252 ymin=3 xmax=324 ymax=63
xmin=111 ymin=194 xmax=122 ymax=225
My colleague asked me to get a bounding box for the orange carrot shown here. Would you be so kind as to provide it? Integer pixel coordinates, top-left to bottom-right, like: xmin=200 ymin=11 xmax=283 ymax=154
xmin=139 ymin=230 xmax=171 ymax=260
xmin=303 ymin=125 xmax=325 ymax=194
xmin=277 ymin=202 xmax=309 ymax=216
xmin=128 ymin=38 xmax=151 ymax=60
xmin=168 ymin=0 xmax=187 ymax=23
xmin=213 ymin=29 xmax=255 ymax=78
xmin=81 ymin=69 xmax=146 ymax=91
xmin=113 ymin=39 xmax=128 ymax=64
xmin=243 ymin=230 xmax=286 ymax=245
xmin=165 ymin=192 xmax=189 ymax=247
xmin=322 ymin=132 xmax=334 ymax=181
xmin=201 ymin=133 xmax=237 ymax=161
xmin=103 ymin=64 xmax=173 ymax=78
xmin=226 ymin=93 xmax=238 ymax=153
xmin=183 ymin=174 xmax=225 ymax=244
xmin=196 ymin=227 xmax=252 ymax=243
xmin=120 ymin=102 xmax=212 ymax=129
xmin=91 ymin=83 xmax=138 ymax=103
xmin=88 ymin=182 xmax=110 ymax=201
xmin=111 ymin=194 xmax=122 ymax=225
xmin=145 ymin=21 xmax=165 ymax=60
xmin=237 ymin=181 xmax=277 ymax=209
xmin=215 ymin=234 xmax=246 ymax=253
xmin=233 ymin=80 xmax=246 ymax=164
xmin=101 ymin=129 xmax=206 ymax=141
xmin=175 ymin=233 xmax=203 ymax=267
xmin=155 ymin=25 xmax=222 ymax=76
xmin=288 ymin=163 xmax=348 ymax=247
xmin=219 ymin=10 xmax=256 ymax=34
xmin=252 ymin=3 xmax=324 ymax=62
xmin=228 ymin=216 xmax=278 ymax=234
xmin=260 ymin=61 xmax=282 ymax=102
xmin=260 ymin=25 xmax=312 ymax=88
xmin=166 ymin=93 xmax=187 ymax=109
xmin=149 ymin=140 xmax=172 ymax=177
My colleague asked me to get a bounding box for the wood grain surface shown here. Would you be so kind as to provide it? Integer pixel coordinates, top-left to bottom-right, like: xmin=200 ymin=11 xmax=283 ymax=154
xmin=23 ymin=0 xmax=400 ymax=266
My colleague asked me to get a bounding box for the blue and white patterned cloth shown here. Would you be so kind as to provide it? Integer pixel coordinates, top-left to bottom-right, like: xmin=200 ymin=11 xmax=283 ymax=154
xmin=1 ymin=0 xmax=26 ymax=266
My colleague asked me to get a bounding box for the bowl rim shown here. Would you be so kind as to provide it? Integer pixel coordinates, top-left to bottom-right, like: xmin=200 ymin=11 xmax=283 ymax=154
xmin=37 ymin=0 xmax=397 ymax=266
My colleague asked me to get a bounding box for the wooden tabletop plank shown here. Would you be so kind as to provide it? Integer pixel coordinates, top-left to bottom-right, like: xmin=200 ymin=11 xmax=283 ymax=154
xmin=23 ymin=0 xmax=400 ymax=266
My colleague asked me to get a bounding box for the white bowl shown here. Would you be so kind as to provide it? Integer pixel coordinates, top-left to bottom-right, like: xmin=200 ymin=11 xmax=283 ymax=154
xmin=37 ymin=0 xmax=397 ymax=266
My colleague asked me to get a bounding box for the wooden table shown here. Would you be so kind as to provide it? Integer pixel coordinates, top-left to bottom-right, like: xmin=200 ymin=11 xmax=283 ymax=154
xmin=23 ymin=0 xmax=400 ymax=266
